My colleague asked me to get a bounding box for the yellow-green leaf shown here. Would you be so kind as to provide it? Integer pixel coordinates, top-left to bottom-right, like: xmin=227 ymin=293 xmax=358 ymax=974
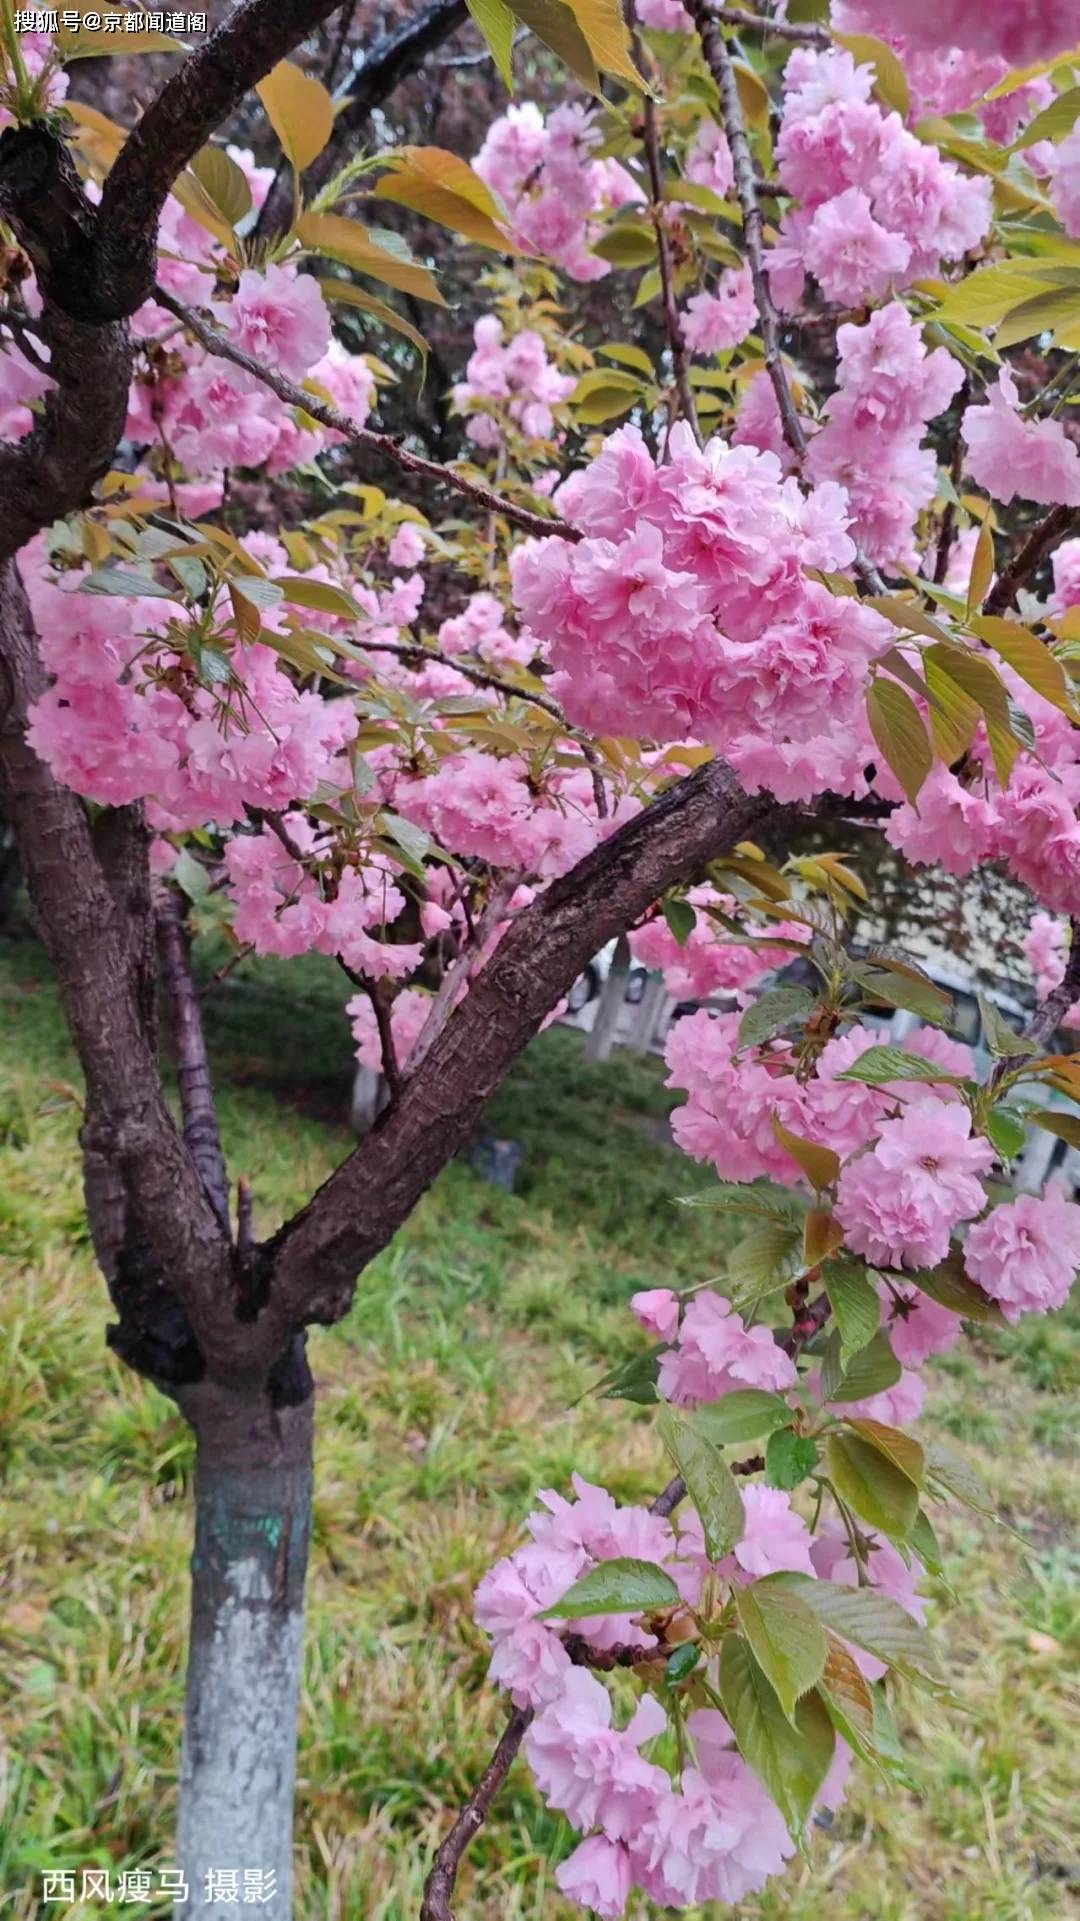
xmin=826 ymin=1430 xmax=919 ymax=1540
xmin=564 ymin=0 xmax=645 ymax=91
xmin=736 ymin=1578 xmax=828 ymax=1724
xmin=925 ymin=640 xmax=1020 ymax=786
xmin=257 ymin=60 xmax=335 ymax=174
xmin=191 ymin=146 xmax=252 ymax=232
xmin=297 ymin=212 xmax=446 ymax=305
xmin=833 ymin=31 xmax=909 ymax=119
xmin=507 ymin=0 xmax=599 ymax=91
xmin=966 ymin=519 xmax=995 ymax=614
xmin=866 ymin=677 xmax=932 ymax=805
xmin=466 ymin=0 xmax=517 ymax=89
xmin=968 ymin=614 xmax=1078 ymax=718
xmin=317 ymin=278 xmax=429 ymax=361
xmin=934 ymin=262 xmax=1061 ymax=327
xmin=372 ymin=147 xmax=516 ymax=252
xmin=923 ymin=652 xmax=982 ymax=763
xmin=770 ymin=1114 xmax=840 ymax=1193
xmin=1008 ymin=83 xmax=1080 ymax=150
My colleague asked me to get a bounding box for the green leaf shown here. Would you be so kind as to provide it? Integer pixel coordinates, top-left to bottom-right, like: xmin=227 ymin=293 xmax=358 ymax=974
xmin=909 ymin=1250 xmax=1006 ymax=1326
xmin=726 ymin=1219 xmax=805 ymax=1310
xmin=81 ymin=567 xmax=180 ymax=602
xmin=923 ymin=652 xmax=982 ymax=764
xmin=924 ymin=1439 xmax=994 ymax=1516
xmin=849 ymin=962 xmax=954 ymax=1028
xmin=966 ymin=519 xmax=996 ymax=615
xmin=591 ymin=224 xmax=659 ymax=267
xmin=272 ymin=576 xmax=364 ymax=619
xmin=866 ymin=678 xmax=932 ymax=806
xmin=774 ymin=1574 xmax=941 ymax=1685
xmin=736 ymin=1577 xmax=828 ymax=1722
xmin=835 ymin=1045 xmax=964 ymax=1087
xmin=657 ymin=1405 xmax=744 ymax=1561
xmin=825 ymin=1260 xmax=882 ymax=1360
xmin=718 ymin=1635 xmax=835 ymax=1838
xmin=378 ymin=811 xmax=432 ymax=873
xmin=738 ymin=986 xmax=815 ymax=1050
xmin=925 ymin=640 xmax=1020 ymax=789
xmin=662 ymin=896 xmax=697 ymax=945
xmin=678 ymin=1181 xmax=807 ymax=1223
xmin=257 ymin=60 xmax=335 ymax=174
xmin=1007 ymin=83 xmax=1080 ymax=149
xmin=984 ymin=1104 xmax=1029 ymax=1159
xmin=597 ymin=341 xmax=655 ymax=376
xmin=172 ymin=848 xmax=209 ymax=904
xmin=820 ymin=1328 xmax=901 ymax=1407
xmin=1029 ymin=1107 xmax=1080 ymax=1149
xmin=765 ymin=1428 xmax=819 ymax=1491
xmin=826 ymin=1430 xmax=919 ymax=1540
xmin=230 ymin=575 xmax=284 ymax=612
xmin=690 ymin=1390 xmax=793 ymax=1446
xmin=592 ymin=1344 xmax=662 ymax=1405
xmin=978 ymin=993 xmax=1038 ymax=1059
xmin=665 ymin=1640 xmax=701 ymax=1684
xmin=846 ymin=1417 xmax=925 ymax=1488
xmin=466 ymin=0 xmax=517 ymax=89
xmin=909 ymin=1507 xmax=948 ymax=1581
xmin=542 ymin=1557 xmax=680 ymax=1619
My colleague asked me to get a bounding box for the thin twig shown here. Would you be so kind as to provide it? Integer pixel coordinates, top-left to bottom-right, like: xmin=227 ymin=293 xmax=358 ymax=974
xmin=637 ymin=41 xmax=701 ymax=450
xmin=408 ymin=876 xmax=518 ymax=1075
xmin=686 ymin=0 xmax=806 ymax=467
xmin=153 ymin=287 xmax=578 ymax=544
xmin=420 ymin=1706 xmax=533 ymax=1921
xmin=710 ymin=4 xmax=828 ymax=42
xmin=933 ymin=381 xmax=969 ymax=587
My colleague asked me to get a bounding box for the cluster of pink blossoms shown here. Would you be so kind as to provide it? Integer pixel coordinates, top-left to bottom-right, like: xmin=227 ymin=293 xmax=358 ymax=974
xmin=962 ymin=368 xmax=1080 ymax=509
xmin=473 ymin=102 xmax=644 ymax=282
xmin=451 ymin=315 xmax=575 ymax=448
xmin=473 ymin=1475 xmax=861 ymax=1914
xmin=511 ymin=420 xmax=889 ymax=781
xmin=770 ymin=49 xmax=991 ymax=311
xmin=833 ymin=0 xmax=1080 ymax=65
xmin=883 ymin=664 xmax=1080 ymax=914
xmin=806 ymin=302 xmax=964 ymax=571
xmin=628 ymin=886 xmax=808 ymax=1003
xmin=1024 ymin=914 xmax=1080 ymax=1027
xmin=22 ymin=541 xmax=358 ymax=829
xmin=222 ymin=816 xmax=422 ymax=980
xmin=395 ymin=749 xmax=634 ymax=880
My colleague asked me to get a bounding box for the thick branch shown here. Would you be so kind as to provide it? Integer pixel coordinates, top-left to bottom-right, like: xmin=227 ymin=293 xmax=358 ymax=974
xmin=0 ymin=129 xmax=130 ymax=559
xmin=257 ymin=0 xmax=469 ymax=240
xmin=93 ymin=0 xmax=349 ymax=316
xmin=984 ymin=505 xmax=1080 ymax=617
xmin=0 ymin=562 xmax=247 ymax=1376
xmin=154 ymin=288 xmax=577 ymax=542
xmin=156 ymin=883 xmax=231 ymax=1229
xmin=260 ymin=758 xmax=775 ymax=1334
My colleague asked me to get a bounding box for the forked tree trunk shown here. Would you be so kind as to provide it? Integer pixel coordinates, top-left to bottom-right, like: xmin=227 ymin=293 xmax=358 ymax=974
xmin=176 ymin=1383 xmax=314 ymax=1919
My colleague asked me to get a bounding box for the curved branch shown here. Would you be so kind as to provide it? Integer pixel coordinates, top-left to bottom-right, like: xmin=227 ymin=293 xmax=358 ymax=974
xmin=984 ymin=504 xmax=1080 ymax=617
xmin=260 ymin=757 xmax=776 ymax=1335
xmin=0 ymin=562 xmax=246 ymax=1376
xmin=154 ymin=286 xmax=577 ymax=541
xmin=93 ymin=0 xmax=349 ymax=316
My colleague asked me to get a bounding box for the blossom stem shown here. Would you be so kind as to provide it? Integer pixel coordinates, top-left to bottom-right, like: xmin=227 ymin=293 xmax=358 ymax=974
xmin=636 ymin=32 xmax=702 ymax=450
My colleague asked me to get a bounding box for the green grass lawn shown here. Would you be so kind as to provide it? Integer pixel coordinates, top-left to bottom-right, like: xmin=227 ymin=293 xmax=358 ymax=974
xmin=0 ymin=933 xmax=1078 ymax=1920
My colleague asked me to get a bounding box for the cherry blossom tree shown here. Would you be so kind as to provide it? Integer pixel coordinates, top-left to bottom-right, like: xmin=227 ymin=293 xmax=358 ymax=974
xmin=1 ymin=1 xmax=1080 ymax=1916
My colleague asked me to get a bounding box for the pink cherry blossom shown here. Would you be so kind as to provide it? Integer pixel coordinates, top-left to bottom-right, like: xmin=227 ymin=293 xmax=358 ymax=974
xmin=836 ymin=1099 xmax=995 ymax=1270
xmin=963 ymin=368 xmax=1080 ymax=508
xmin=963 ymin=1186 xmax=1080 ymax=1320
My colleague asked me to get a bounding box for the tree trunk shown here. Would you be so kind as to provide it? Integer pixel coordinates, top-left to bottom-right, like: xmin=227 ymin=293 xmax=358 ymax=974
xmin=176 ymin=1384 xmax=314 ymax=1918
xmin=583 ymin=935 xmax=631 ymax=1063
